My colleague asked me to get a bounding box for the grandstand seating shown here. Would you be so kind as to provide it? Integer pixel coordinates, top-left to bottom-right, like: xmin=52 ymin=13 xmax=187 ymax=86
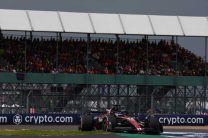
xmin=0 ymin=35 xmax=206 ymax=76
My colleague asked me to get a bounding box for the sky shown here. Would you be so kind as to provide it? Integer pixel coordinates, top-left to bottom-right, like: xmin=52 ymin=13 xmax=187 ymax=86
xmin=0 ymin=0 xmax=207 ymax=57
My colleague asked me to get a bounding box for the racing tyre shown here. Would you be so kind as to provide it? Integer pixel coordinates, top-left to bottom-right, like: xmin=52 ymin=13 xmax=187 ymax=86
xmin=145 ymin=116 xmax=161 ymax=135
xmin=80 ymin=114 xmax=94 ymax=131
xmin=103 ymin=115 xmax=116 ymax=131
xmin=159 ymin=123 xmax=163 ymax=133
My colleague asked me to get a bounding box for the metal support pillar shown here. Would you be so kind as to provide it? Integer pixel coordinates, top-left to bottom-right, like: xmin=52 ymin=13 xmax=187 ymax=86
xmin=145 ymin=35 xmax=149 ymax=74
xmin=115 ymin=34 xmax=120 ymax=105
xmin=206 ymin=86 xmax=208 ymax=112
xmin=56 ymin=33 xmax=60 ymax=69
xmin=117 ymin=85 xmax=120 ymax=105
xmin=205 ymin=37 xmax=207 ymax=76
xmin=175 ymin=36 xmax=178 ymax=75
xmin=97 ymin=85 xmax=101 ymax=111
xmin=145 ymin=35 xmax=149 ymax=111
xmin=30 ymin=31 xmax=32 ymax=72
xmin=204 ymin=37 xmax=207 ymax=113
xmin=136 ymin=85 xmax=139 ymax=113
xmin=151 ymin=87 xmax=160 ymax=112
xmin=174 ymin=87 xmax=177 ymax=114
xmin=107 ymin=85 xmax=110 ymax=108
xmin=116 ymin=34 xmax=120 ymax=74
xmin=126 ymin=85 xmax=130 ymax=109
xmin=24 ymin=31 xmax=27 ymax=72
xmin=26 ymin=90 xmax=32 ymax=113
xmin=193 ymin=86 xmax=196 ymax=114
xmin=151 ymin=89 xmax=155 ymax=111
xmin=30 ymin=31 xmax=33 ymax=41
xmin=21 ymin=80 xmax=24 ymax=113
xmin=184 ymin=86 xmax=187 ymax=114
xmin=87 ymin=34 xmax=90 ymax=73
xmin=86 ymin=34 xmax=91 ymax=108
xmin=59 ymin=33 xmax=62 ymax=42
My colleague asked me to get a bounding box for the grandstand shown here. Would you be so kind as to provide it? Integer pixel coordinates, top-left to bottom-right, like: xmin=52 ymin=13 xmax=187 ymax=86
xmin=0 ymin=9 xmax=208 ymax=114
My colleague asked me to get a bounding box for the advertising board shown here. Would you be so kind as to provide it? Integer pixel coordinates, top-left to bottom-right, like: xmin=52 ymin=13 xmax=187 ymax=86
xmin=0 ymin=114 xmax=80 ymax=125
xmin=0 ymin=114 xmax=207 ymax=126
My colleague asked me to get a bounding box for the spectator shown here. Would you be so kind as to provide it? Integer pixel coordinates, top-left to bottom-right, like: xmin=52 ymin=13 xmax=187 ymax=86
xmin=0 ymin=35 xmax=206 ymax=76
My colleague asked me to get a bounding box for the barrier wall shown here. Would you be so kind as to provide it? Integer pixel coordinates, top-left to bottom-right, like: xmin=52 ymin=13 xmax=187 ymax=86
xmin=0 ymin=114 xmax=80 ymax=125
xmin=156 ymin=115 xmax=208 ymax=126
xmin=0 ymin=72 xmax=208 ymax=86
xmin=0 ymin=114 xmax=207 ymax=126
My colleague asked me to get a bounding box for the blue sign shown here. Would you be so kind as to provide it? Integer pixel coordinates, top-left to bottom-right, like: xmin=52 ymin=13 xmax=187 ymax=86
xmin=0 ymin=114 xmax=80 ymax=125
xmin=0 ymin=114 xmax=208 ymax=126
xmin=156 ymin=115 xmax=208 ymax=126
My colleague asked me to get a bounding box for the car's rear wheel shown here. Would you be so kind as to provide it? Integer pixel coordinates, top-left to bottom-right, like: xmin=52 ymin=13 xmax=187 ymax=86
xmin=145 ymin=116 xmax=161 ymax=135
xmin=80 ymin=114 xmax=94 ymax=131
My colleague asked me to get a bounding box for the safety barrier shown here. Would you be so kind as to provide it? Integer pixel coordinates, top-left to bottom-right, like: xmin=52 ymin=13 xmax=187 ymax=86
xmin=0 ymin=114 xmax=207 ymax=126
xmin=156 ymin=115 xmax=208 ymax=126
xmin=1 ymin=72 xmax=208 ymax=86
xmin=0 ymin=114 xmax=80 ymax=125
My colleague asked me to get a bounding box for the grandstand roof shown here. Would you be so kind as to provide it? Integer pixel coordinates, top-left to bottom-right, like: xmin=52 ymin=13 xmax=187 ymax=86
xmin=0 ymin=9 xmax=208 ymax=37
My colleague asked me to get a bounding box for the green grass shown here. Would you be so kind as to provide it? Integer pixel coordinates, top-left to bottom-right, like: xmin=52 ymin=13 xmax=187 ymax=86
xmin=0 ymin=130 xmax=111 ymax=136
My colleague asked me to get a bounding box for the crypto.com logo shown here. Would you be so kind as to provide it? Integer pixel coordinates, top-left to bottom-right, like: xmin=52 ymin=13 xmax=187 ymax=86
xmin=13 ymin=114 xmax=22 ymax=125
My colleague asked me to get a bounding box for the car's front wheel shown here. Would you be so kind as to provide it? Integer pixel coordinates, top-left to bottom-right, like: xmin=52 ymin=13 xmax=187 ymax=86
xmin=80 ymin=114 xmax=94 ymax=131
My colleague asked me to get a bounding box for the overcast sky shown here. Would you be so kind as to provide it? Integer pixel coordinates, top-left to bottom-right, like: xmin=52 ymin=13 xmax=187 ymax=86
xmin=0 ymin=0 xmax=207 ymax=16
xmin=0 ymin=0 xmax=207 ymax=57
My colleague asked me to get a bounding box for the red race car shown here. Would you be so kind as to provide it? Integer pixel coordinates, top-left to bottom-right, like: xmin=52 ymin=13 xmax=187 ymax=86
xmin=80 ymin=106 xmax=163 ymax=134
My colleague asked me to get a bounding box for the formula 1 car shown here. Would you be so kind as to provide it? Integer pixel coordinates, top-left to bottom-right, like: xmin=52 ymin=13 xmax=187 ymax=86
xmin=79 ymin=106 xmax=163 ymax=134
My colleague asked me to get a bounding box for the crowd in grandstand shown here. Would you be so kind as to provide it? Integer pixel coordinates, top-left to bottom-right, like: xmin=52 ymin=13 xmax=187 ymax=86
xmin=0 ymin=33 xmax=206 ymax=76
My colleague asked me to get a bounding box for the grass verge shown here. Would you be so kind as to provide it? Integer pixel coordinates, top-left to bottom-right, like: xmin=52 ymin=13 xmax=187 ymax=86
xmin=0 ymin=130 xmax=111 ymax=136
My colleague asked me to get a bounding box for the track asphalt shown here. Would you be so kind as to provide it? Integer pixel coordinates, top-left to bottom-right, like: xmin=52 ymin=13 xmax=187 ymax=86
xmin=0 ymin=133 xmax=208 ymax=138
xmin=0 ymin=125 xmax=208 ymax=138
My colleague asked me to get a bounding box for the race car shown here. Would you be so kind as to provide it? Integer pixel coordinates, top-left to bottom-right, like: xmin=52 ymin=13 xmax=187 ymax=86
xmin=79 ymin=106 xmax=163 ymax=134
